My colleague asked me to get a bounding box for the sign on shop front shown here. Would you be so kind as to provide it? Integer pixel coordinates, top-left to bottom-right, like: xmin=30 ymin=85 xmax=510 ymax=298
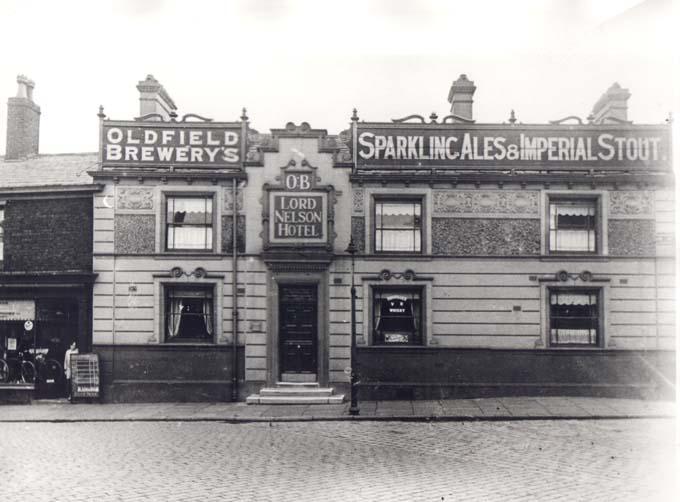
xmin=272 ymin=195 xmax=324 ymax=239
xmin=102 ymin=122 xmax=242 ymax=168
xmin=0 ymin=300 xmax=35 ymax=321
xmin=264 ymin=162 xmax=333 ymax=249
xmin=356 ymin=125 xmax=671 ymax=169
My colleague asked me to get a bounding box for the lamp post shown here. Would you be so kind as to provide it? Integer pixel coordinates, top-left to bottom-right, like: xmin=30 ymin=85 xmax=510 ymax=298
xmin=345 ymin=237 xmax=360 ymax=416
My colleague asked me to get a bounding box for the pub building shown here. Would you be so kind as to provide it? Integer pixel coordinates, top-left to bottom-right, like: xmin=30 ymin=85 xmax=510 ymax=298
xmin=0 ymin=76 xmax=100 ymax=402
xmin=89 ymin=74 xmax=674 ymax=403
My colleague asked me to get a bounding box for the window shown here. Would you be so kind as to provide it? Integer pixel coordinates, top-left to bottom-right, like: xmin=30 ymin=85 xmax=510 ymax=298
xmin=374 ymin=199 xmax=422 ymax=253
xmin=165 ymin=287 xmax=214 ymax=342
xmin=549 ymin=289 xmax=599 ymax=346
xmin=373 ymin=288 xmax=422 ymax=345
xmin=549 ymin=199 xmax=597 ymax=253
xmin=166 ymin=196 xmax=213 ymax=251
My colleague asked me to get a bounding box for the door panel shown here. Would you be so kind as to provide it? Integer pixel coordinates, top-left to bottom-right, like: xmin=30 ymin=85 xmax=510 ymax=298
xmin=279 ymin=285 xmax=317 ymax=374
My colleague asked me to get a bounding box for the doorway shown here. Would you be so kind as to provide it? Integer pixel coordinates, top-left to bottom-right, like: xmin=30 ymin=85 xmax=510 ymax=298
xmin=278 ymin=284 xmax=318 ymax=378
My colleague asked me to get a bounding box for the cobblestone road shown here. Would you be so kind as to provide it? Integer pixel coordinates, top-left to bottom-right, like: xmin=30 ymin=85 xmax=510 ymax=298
xmin=1 ymin=419 xmax=676 ymax=501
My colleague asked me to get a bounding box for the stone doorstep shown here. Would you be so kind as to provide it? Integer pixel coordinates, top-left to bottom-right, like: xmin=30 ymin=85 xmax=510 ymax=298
xmin=246 ymin=395 xmax=345 ymax=405
xmin=260 ymin=388 xmax=334 ymax=397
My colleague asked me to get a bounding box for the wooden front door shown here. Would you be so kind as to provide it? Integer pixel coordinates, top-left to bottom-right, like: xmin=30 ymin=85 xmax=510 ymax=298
xmin=279 ymin=285 xmax=317 ymax=375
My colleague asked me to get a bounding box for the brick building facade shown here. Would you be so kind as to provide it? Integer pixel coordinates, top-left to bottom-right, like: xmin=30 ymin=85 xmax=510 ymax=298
xmin=0 ymin=76 xmax=100 ymax=401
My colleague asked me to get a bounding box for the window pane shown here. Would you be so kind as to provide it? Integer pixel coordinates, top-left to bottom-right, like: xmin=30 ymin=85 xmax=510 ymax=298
xmin=166 ymin=196 xmax=213 ymax=250
xmin=550 ymin=290 xmax=598 ymax=346
xmin=549 ymin=200 xmax=596 ymax=252
xmin=166 ymin=288 xmax=214 ymax=341
xmin=375 ymin=200 xmax=422 ymax=253
xmin=373 ymin=289 xmax=422 ymax=345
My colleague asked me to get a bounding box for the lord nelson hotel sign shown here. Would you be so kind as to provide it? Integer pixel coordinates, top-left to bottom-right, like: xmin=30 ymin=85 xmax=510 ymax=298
xmin=355 ymin=123 xmax=671 ymax=170
xmin=101 ymin=121 xmax=243 ymax=168
xmin=263 ymin=161 xmax=334 ymax=251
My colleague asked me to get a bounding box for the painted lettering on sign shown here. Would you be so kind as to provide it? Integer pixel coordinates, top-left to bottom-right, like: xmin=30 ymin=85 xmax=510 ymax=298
xmin=273 ymin=195 xmax=324 ymax=239
xmin=356 ymin=126 xmax=670 ymax=169
xmin=285 ymin=173 xmax=312 ymax=190
xmin=102 ymin=123 xmax=241 ymax=167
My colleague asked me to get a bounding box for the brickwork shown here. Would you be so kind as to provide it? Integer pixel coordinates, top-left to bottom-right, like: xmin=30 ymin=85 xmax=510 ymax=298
xmin=5 ymin=97 xmax=40 ymax=160
xmin=3 ymin=197 xmax=92 ymax=271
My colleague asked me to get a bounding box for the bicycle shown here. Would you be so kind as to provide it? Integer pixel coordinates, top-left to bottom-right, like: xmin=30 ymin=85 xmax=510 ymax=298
xmin=0 ymin=352 xmax=37 ymax=384
xmin=34 ymin=353 xmax=63 ymax=385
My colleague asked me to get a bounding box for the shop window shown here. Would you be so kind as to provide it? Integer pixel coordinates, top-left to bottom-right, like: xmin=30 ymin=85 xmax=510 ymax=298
xmin=165 ymin=287 xmax=214 ymax=342
xmin=373 ymin=288 xmax=423 ymax=345
xmin=165 ymin=196 xmax=214 ymax=251
xmin=549 ymin=289 xmax=600 ymax=346
xmin=549 ymin=198 xmax=597 ymax=253
xmin=374 ymin=199 xmax=422 ymax=253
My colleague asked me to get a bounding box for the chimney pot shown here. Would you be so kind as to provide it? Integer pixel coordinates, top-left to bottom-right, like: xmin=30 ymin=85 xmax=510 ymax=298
xmin=136 ymin=74 xmax=177 ymax=120
xmin=447 ymin=73 xmax=476 ymax=122
xmin=591 ymin=82 xmax=631 ymax=124
xmin=5 ymin=74 xmax=41 ymax=159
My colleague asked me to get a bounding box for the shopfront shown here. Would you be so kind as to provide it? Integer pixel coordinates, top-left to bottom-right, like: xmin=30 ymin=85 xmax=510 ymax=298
xmin=0 ymin=280 xmax=94 ymax=400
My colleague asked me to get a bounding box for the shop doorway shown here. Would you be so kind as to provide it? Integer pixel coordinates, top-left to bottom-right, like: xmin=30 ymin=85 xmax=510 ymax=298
xmin=34 ymin=299 xmax=78 ymax=398
xmin=279 ymin=285 xmax=318 ymax=378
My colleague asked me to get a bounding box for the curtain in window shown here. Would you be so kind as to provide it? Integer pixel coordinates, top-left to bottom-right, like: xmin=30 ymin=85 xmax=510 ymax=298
xmin=550 ymin=291 xmax=597 ymax=344
xmin=167 ymin=227 xmax=212 ymax=249
xmin=202 ymin=298 xmax=213 ymax=336
xmin=550 ymin=202 xmax=596 ymax=252
xmin=167 ymin=197 xmax=212 ymax=250
xmin=167 ymin=298 xmax=183 ymax=339
xmin=550 ymin=292 xmax=597 ymax=306
xmin=375 ymin=202 xmax=421 ymax=252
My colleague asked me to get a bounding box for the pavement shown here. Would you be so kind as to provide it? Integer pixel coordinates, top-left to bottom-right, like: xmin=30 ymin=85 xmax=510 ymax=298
xmin=0 ymin=396 xmax=676 ymax=422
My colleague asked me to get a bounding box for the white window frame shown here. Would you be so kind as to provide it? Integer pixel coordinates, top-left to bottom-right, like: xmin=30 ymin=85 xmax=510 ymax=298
xmin=541 ymin=191 xmax=608 ymax=256
xmin=365 ymin=189 xmax=432 ymax=255
xmin=156 ymin=188 xmax=222 ymax=254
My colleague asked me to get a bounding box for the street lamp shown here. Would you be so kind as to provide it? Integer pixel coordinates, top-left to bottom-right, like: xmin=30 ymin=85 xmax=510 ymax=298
xmin=345 ymin=236 xmax=360 ymax=416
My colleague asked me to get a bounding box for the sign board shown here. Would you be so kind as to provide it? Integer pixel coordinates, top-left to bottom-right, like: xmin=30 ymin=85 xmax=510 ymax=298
xmin=0 ymin=300 xmax=35 ymax=321
xmin=264 ymin=162 xmax=334 ymax=249
xmin=356 ymin=124 xmax=671 ymax=170
xmin=270 ymin=193 xmax=326 ymax=241
xmin=71 ymin=354 xmax=100 ymax=399
xmin=102 ymin=121 xmax=242 ymax=168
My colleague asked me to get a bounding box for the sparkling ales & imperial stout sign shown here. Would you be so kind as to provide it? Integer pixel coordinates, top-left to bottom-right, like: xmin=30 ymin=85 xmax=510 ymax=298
xmin=356 ymin=124 xmax=670 ymax=169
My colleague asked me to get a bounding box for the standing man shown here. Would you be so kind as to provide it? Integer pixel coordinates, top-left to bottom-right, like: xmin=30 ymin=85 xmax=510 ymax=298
xmin=64 ymin=340 xmax=78 ymax=400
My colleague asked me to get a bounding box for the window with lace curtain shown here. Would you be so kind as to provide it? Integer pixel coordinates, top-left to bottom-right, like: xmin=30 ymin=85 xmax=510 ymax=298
xmin=165 ymin=287 xmax=214 ymax=342
xmin=549 ymin=289 xmax=600 ymax=346
xmin=374 ymin=199 xmax=422 ymax=253
xmin=165 ymin=195 xmax=214 ymax=251
xmin=549 ymin=198 xmax=598 ymax=253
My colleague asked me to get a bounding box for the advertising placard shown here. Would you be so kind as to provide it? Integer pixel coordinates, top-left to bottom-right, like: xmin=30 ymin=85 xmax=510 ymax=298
xmin=102 ymin=121 xmax=242 ymax=168
xmin=356 ymin=124 xmax=671 ymax=170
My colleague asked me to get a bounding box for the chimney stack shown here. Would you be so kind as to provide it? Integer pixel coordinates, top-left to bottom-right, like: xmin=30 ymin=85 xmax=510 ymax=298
xmin=591 ymin=82 xmax=631 ymax=124
xmin=5 ymin=75 xmax=40 ymax=160
xmin=136 ymin=74 xmax=177 ymax=120
xmin=447 ymin=74 xmax=476 ymax=122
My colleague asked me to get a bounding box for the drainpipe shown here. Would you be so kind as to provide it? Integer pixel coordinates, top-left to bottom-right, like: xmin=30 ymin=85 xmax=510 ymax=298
xmin=231 ymin=177 xmax=239 ymax=401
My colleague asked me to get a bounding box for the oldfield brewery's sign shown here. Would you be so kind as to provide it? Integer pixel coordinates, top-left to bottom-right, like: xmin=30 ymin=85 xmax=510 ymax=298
xmin=356 ymin=125 xmax=670 ymax=169
xmin=102 ymin=122 xmax=242 ymax=167
xmin=268 ymin=170 xmax=328 ymax=245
